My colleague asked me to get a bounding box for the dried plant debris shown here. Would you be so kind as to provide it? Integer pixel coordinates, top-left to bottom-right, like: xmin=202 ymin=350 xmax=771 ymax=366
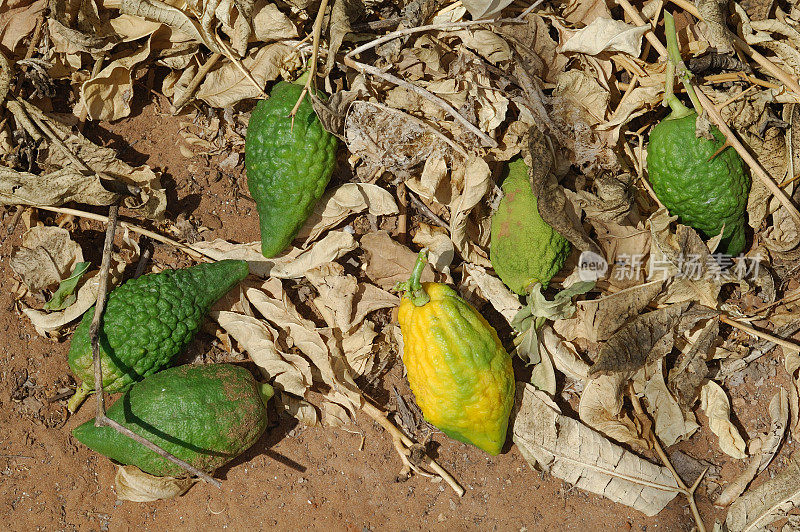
xmin=5 ymin=0 xmax=800 ymax=525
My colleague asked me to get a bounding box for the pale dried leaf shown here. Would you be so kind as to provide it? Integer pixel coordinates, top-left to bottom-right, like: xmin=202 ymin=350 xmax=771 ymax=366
xmin=726 ymin=450 xmax=800 ymax=532
xmin=79 ymin=41 xmax=151 ymax=120
xmin=461 ymin=262 xmax=522 ymax=325
xmin=542 ymin=327 xmax=590 ymax=382
xmin=460 ymin=0 xmax=515 ymax=19
xmin=513 ymin=383 xmax=679 ymax=516
xmin=197 ymin=43 xmax=295 ymax=107
xmin=342 ymin=320 xmax=378 ymax=376
xmin=701 ymin=380 xmax=747 ymax=459
xmin=360 ymin=230 xmax=440 ymax=290
xmin=0 ymin=0 xmax=47 ymax=53
xmin=571 ymin=280 xmax=662 ymax=342
xmin=115 ymin=465 xmax=195 ymax=502
xmin=716 ymin=389 xmax=788 ymax=507
xmin=10 ymin=226 xmax=84 ymax=291
xmin=561 ymin=18 xmax=648 ymax=57
xmin=668 ymin=318 xmax=717 ymax=409
xmin=192 ymin=230 xmax=358 ymax=279
xmin=211 ymin=310 xmax=312 ymax=396
xmin=579 ymin=373 xmax=646 ymax=445
xmin=642 ymin=361 xmax=700 ymax=447
xmin=0 ymin=167 xmax=118 ymax=208
xmin=297 ymin=183 xmax=398 ymax=243
xmin=412 ymin=223 xmax=454 ymax=280
xmin=120 ymin=0 xmax=220 ymax=53
xmin=251 ymin=1 xmax=297 ymax=42
xmin=450 ymin=155 xmax=491 ymax=264
xmin=275 ymin=391 xmax=320 ymax=426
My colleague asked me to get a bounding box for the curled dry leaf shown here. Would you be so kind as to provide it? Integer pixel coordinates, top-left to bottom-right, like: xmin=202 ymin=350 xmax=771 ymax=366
xmin=22 ymin=229 xmax=139 ymax=335
xmin=360 ymin=230 xmax=441 ymax=290
xmin=412 ymin=224 xmax=454 ymax=280
xmin=297 ymin=183 xmax=398 ymax=243
xmin=79 ymin=40 xmax=152 ymax=120
xmin=667 ymin=318 xmax=717 ymax=409
xmin=342 ymin=321 xmax=379 ymax=376
xmin=115 ymin=465 xmax=196 ymax=502
xmin=726 ymin=449 xmax=800 ymax=532
xmin=460 ymin=262 xmax=521 ymax=325
xmin=0 ymin=0 xmax=47 ymax=55
xmin=541 ymin=326 xmax=590 ymax=383
xmin=590 ymin=302 xmax=718 ymax=375
xmin=701 ymin=380 xmax=747 ymax=460
xmin=639 ymin=361 xmax=700 ymax=447
xmin=10 ymin=225 xmax=84 ymax=291
xmin=460 ymin=0 xmax=515 ymax=20
xmin=7 ymin=99 xmax=166 ymax=219
xmin=0 ymin=167 xmax=118 ymax=209
xmin=196 ymin=43 xmax=297 ymax=107
xmin=211 ymin=310 xmax=313 ymax=396
xmin=513 ymin=383 xmax=679 ymax=516
xmin=568 ymin=280 xmax=663 ymax=342
xmin=275 ymin=391 xmax=320 ymax=426
xmin=579 ymin=373 xmax=647 ymax=446
xmin=193 ymin=230 xmax=358 ymax=279
xmin=716 ymin=389 xmax=788 ymax=508
xmin=448 ymin=155 xmax=491 ymax=265
xmin=561 ymin=17 xmax=648 ymax=57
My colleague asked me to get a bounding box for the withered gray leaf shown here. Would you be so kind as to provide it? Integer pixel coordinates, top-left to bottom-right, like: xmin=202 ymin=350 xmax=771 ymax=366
xmin=0 ymin=167 xmax=118 ymax=208
xmin=324 ymin=0 xmax=365 ymax=75
xmin=590 ymin=303 xmax=719 ymax=375
xmin=527 ymin=126 xmax=602 ymax=256
xmin=668 ymin=318 xmax=717 ymax=409
xmin=310 ymin=87 xmax=362 ymax=140
xmin=574 ymin=173 xmax=635 ymax=223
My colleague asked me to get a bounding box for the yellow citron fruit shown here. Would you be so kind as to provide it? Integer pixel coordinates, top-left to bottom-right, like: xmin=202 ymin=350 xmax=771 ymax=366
xmin=396 ymin=251 xmax=515 ymax=455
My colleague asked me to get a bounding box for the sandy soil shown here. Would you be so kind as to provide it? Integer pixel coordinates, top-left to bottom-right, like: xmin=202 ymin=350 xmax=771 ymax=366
xmin=0 ymin=83 xmax=792 ymax=532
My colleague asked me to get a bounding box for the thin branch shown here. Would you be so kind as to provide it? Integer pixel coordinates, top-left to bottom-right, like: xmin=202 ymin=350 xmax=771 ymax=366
xmin=89 ymin=203 xmax=221 ymax=488
xmin=665 ymin=0 xmax=800 ymax=98
xmin=290 ymin=0 xmax=330 ymax=118
xmin=720 ymin=314 xmax=800 ymax=353
xmin=344 ymin=57 xmax=498 ymax=148
xmin=629 ymin=389 xmax=706 ymax=532
xmin=32 ymin=205 xmax=209 ymax=260
xmin=406 ymin=188 xmax=449 ymax=229
xmin=693 ymin=87 xmax=800 ymax=227
xmin=360 ymin=399 xmax=465 ymax=496
xmin=173 ymin=52 xmax=222 ymax=111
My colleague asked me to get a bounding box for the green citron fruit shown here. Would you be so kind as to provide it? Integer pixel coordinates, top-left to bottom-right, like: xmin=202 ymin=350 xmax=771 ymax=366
xmin=245 ymin=81 xmax=338 ymax=257
xmin=72 ymin=364 xmax=273 ymax=477
xmin=490 ymin=158 xmax=570 ymax=294
xmin=67 ymin=260 xmax=249 ymax=412
xmin=647 ymin=111 xmax=750 ymax=256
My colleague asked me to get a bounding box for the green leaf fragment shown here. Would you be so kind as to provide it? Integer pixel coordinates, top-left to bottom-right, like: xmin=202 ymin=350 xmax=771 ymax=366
xmin=43 ymin=262 xmax=90 ymax=311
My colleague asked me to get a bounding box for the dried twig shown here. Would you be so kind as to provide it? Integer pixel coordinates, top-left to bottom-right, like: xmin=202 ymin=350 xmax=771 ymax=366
xmin=720 ymin=314 xmax=800 ymax=353
xmin=33 ymin=205 xmax=208 ymax=260
xmin=345 ymin=57 xmax=497 ymax=148
xmin=666 ymin=0 xmax=800 ymax=98
xmin=615 ymin=0 xmax=668 ymax=58
xmin=89 ymin=203 xmax=221 ymax=487
xmin=629 ymin=389 xmax=707 ymax=532
xmin=173 ymin=52 xmax=222 ymax=111
xmin=406 ymin=189 xmax=449 ymax=229
xmin=289 ymin=0 xmax=330 ymax=118
xmin=360 ymin=399 xmax=464 ymax=496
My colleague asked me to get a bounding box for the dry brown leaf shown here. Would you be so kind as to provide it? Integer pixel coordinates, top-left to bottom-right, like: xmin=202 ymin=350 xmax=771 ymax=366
xmin=193 ymin=230 xmax=358 ymax=279
xmin=211 ymin=310 xmax=313 ymax=396
xmin=22 ymin=229 xmax=139 ymax=335
xmin=553 ymin=70 xmax=609 ymax=124
xmin=249 ymin=1 xmax=297 ymax=43
xmin=701 ymin=380 xmax=747 ymax=459
xmin=197 ymin=43 xmax=296 ymax=107
xmin=115 ymin=465 xmax=196 ymax=502
xmin=716 ymin=389 xmax=788 ymax=508
xmin=569 ymin=280 xmax=663 ymax=342
xmin=448 ymin=155 xmax=491 ymax=265
xmin=297 ymin=183 xmax=398 ymax=243
xmin=726 ymin=449 xmax=800 ymax=532
xmin=342 ymin=320 xmax=378 ymax=376
xmin=275 ymin=391 xmax=320 ymax=426
xmin=7 ymin=99 xmax=165 ymax=219
xmin=460 ymin=0 xmax=515 ymax=19
xmin=590 ymin=302 xmax=718 ymax=375
xmin=579 ymin=373 xmax=647 ymax=446
xmin=667 ymin=318 xmax=716 ymax=409
xmin=0 ymin=0 xmax=47 ymax=55
xmin=639 ymin=361 xmax=700 ymax=447
xmin=513 ymin=383 xmax=679 ymax=516
xmin=460 ymin=262 xmax=521 ymax=325
xmin=79 ymin=40 xmax=152 ymax=120
xmin=360 ymin=230 xmax=440 ymax=290
xmin=561 ymin=0 xmax=611 ymax=25
xmin=542 ymin=327 xmax=590 ymax=382
xmin=0 ymin=166 xmax=119 ymax=209
xmin=10 ymin=225 xmax=84 ymax=291
xmin=561 ymin=18 xmax=648 ymax=57
xmin=412 ymin=223 xmax=454 ymax=280
xmin=120 ymin=0 xmax=220 ymax=53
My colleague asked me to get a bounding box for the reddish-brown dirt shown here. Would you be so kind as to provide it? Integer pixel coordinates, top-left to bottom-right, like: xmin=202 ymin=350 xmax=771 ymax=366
xmin=1 ymin=88 xmax=793 ymax=531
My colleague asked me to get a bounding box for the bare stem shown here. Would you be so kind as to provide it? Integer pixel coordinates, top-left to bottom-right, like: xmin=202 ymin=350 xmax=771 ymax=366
xmin=88 ymin=203 xmax=221 ymax=488
xmin=629 ymin=388 xmax=706 ymax=532
xmin=360 ymin=400 xmax=464 ymax=496
xmin=664 ymin=12 xmax=702 ymax=114
xmin=290 ymin=0 xmax=330 ymax=118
